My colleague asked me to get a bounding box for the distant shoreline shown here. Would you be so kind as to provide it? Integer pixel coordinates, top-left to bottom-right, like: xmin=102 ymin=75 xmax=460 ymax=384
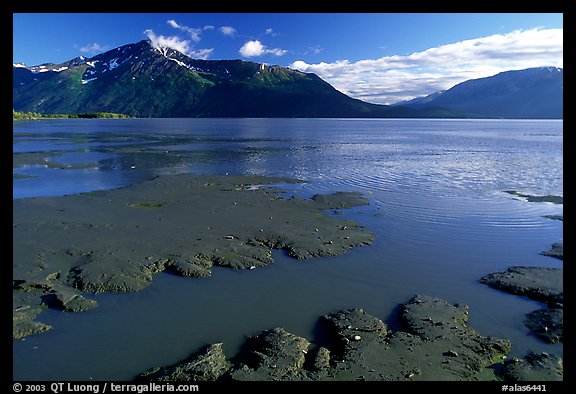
xmin=12 ymin=110 xmax=132 ymax=120
xmin=11 ymin=112 xmax=564 ymax=121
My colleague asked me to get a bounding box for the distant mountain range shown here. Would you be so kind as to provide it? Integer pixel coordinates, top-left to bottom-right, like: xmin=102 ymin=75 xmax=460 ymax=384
xmin=393 ymin=67 xmax=563 ymax=119
xmin=13 ymin=40 xmax=563 ymax=119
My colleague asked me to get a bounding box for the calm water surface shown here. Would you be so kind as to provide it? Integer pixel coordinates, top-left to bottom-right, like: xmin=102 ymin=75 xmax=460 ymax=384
xmin=13 ymin=118 xmax=563 ymax=380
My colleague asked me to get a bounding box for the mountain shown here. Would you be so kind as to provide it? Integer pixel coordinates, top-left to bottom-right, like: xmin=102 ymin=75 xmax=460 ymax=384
xmin=393 ymin=67 xmax=563 ymax=119
xmin=13 ymin=40 xmax=458 ymax=119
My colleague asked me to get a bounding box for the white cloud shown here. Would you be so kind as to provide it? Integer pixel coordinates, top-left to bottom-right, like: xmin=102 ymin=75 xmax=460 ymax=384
xmin=189 ymin=48 xmax=214 ymax=60
xmin=239 ymin=40 xmax=288 ymax=58
xmin=144 ymin=29 xmax=214 ymax=60
xmin=167 ymin=19 xmax=202 ymax=42
xmin=219 ymin=26 xmax=236 ymax=37
xmin=304 ymin=45 xmax=324 ymax=56
xmin=145 ymin=29 xmax=191 ymax=54
xmin=289 ymin=28 xmax=563 ymax=104
xmin=79 ymin=43 xmax=109 ymax=54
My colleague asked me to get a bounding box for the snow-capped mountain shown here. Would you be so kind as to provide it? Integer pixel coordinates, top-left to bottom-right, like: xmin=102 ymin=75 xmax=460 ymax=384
xmin=15 ymin=39 xmax=443 ymax=118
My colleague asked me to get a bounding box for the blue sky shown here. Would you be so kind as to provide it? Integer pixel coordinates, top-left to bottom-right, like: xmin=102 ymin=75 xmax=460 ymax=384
xmin=13 ymin=13 xmax=563 ymax=104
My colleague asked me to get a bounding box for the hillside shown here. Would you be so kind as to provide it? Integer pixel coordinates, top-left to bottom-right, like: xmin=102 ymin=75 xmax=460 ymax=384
xmin=13 ymin=40 xmax=453 ymax=119
xmin=394 ymin=67 xmax=563 ymax=119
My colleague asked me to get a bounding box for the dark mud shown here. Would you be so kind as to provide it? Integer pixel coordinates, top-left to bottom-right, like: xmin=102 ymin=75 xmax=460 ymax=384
xmin=480 ymin=267 xmax=563 ymax=345
xmin=504 ymin=190 xmax=563 ymax=205
xmin=497 ymin=352 xmax=563 ymax=381
xmin=13 ymin=151 xmax=98 ymax=170
xmin=13 ymin=174 xmax=374 ymax=340
xmin=480 ymin=267 xmax=563 ymax=306
xmin=540 ymin=242 xmax=563 ymax=260
xmin=139 ymin=295 xmax=514 ymax=381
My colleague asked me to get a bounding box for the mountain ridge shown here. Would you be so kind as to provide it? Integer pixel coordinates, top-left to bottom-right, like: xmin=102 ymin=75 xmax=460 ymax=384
xmin=393 ymin=67 xmax=563 ymax=119
xmin=13 ymin=40 xmax=562 ymax=119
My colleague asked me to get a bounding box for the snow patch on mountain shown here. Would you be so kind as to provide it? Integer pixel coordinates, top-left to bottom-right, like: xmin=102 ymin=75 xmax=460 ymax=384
xmin=81 ymin=77 xmax=98 ymax=84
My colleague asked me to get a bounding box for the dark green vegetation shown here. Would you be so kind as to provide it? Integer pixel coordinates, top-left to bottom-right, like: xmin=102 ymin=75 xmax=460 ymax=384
xmin=13 ymin=40 xmax=467 ymax=118
xmin=13 ymin=110 xmax=131 ymax=119
xmin=395 ymin=67 xmax=563 ymax=119
xmin=13 ymin=174 xmax=374 ymax=340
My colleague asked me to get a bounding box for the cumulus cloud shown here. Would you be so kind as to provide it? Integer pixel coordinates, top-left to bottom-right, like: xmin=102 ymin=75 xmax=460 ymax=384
xmin=167 ymin=19 xmax=201 ymax=42
xmin=219 ymin=26 xmax=236 ymax=36
xmin=144 ymin=29 xmax=214 ymax=60
xmin=145 ymin=29 xmax=191 ymax=54
xmin=289 ymin=28 xmax=563 ymax=104
xmin=239 ymin=40 xmax=288 ymax=57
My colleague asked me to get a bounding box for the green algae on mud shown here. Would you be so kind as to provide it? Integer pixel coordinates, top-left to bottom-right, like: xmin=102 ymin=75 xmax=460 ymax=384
xmin=13 ymin=174 xmax=374 ymax=340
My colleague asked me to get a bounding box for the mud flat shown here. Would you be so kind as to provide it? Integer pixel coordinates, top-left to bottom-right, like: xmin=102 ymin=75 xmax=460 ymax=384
xmin=13 ymin=174 xmax=374 ymax=340
xmin=138 ymin=295 xmax=518 ymax=381
xmin=540 ymin=242 xmax=563 ymax=260
xmin=504 ymin=190 xmax=563 ymax=204
xmin=480 ymin=267 xmax=563 ymax=346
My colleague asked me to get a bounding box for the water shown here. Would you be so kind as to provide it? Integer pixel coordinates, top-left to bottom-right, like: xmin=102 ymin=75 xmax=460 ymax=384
xmin=13 ymin=118 xmax=563 ymax=380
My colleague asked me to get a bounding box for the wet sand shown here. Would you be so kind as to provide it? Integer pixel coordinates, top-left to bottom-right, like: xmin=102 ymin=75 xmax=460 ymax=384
xmin=13 ymin=174 xmax=374 ymax=339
